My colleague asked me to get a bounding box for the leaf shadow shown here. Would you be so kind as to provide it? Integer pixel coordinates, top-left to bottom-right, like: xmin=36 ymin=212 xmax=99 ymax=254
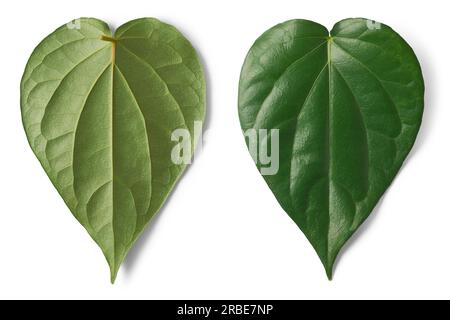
xmin=332 ymin=37 xmax=435 ymax=277
xmin=121 ymin=29 xmax=212 ymax=278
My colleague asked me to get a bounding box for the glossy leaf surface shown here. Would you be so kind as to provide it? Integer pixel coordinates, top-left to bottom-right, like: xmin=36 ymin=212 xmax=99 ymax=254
xmin=238 ymin=18 xmax=424 ymax=278
xmin=21 ymin=18 xmax=206 ymax=282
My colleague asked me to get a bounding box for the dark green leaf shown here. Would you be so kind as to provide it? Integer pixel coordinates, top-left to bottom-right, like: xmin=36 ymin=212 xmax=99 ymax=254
xmin=238 ymin=18 xmax=424 ymax=279
xmin=21 ymin=18 xmax=206 ymax=282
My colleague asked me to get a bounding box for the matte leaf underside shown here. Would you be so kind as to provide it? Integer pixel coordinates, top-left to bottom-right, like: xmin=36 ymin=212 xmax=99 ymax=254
xmin=238 ymin=19 xmax=424 ymax=278
xmin=21 ymin=18 xmax=206 ymax=282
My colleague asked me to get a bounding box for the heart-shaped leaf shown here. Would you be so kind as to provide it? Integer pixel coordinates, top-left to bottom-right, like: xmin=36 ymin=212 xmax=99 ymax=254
xmin=238 ymin=18 xmax=424 ymax=279
xmin=21 ymin=18 xmax=206 ymax=282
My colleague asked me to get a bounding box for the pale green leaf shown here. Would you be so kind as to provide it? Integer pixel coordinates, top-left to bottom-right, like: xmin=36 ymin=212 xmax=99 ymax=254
xmin=21 ymin=17 xmax=206 ymax=282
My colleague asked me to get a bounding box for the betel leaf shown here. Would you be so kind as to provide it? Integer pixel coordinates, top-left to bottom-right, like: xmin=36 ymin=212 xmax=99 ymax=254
xmin=21 ymin=18 xmax=206 ymax=282
xmin=238 ymin=18 xmax=424 ymax=279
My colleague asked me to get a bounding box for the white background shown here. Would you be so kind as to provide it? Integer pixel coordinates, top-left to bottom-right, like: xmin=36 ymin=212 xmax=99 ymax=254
xmin=0 ymin=0 xmax=448 ymax=300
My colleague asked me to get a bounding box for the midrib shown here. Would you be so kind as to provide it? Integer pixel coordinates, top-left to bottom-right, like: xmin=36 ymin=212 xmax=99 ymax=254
xmin=326 ymin=36 xmax=333 ymax=271
xmin=102 ymin=35 xmax=118 ymax=278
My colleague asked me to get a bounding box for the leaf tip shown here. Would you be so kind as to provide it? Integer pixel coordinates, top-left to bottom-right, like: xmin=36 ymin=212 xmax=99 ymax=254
xmin=109 ymin=263 xmax=119 ymax=284
xmin=324 ymin=261 xmax=334 ymax=281
xmin=110 ymin=270 xmax=118 ymax=284
xmin=326 ymin=268 xmax=333 ymax=281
